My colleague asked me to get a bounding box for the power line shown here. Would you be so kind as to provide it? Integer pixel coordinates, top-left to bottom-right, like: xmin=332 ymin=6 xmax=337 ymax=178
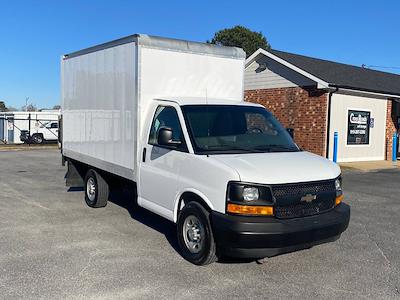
xmin=362 ymin=64 xmax=400 ymax=70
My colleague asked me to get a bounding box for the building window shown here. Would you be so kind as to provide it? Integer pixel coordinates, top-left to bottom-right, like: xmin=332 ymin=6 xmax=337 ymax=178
xmin=347 ymin=110 xmax=370 ymax=145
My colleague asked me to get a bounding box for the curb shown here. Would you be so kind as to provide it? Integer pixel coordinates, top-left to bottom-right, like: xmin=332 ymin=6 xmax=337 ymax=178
xmin=0 ymin=145 xmax=59 ymax=152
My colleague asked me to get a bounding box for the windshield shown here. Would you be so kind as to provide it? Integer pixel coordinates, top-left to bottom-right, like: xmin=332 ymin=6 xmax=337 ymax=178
xmin=182 ymin=105 xmax=299 ymax=154
xmin=40 ymin=122 xmax=49 ymax=128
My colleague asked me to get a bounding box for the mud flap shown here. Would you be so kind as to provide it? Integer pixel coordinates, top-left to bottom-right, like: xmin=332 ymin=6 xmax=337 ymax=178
xmin=65 ymin=159 xmax=84 ymax=187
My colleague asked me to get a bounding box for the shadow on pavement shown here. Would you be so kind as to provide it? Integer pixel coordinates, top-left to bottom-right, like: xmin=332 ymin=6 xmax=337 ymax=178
xmin=108 ymin=186 xmax=181 ymax=255
xmin=67 ymin=187 xmax=84 ymax=192
xmin=69 ymin=183 xmax=256 ymax=264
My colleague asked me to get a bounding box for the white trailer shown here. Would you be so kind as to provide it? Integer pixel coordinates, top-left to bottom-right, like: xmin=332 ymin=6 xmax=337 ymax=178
xmin=62 ymin=34 xmax=349 ymax=265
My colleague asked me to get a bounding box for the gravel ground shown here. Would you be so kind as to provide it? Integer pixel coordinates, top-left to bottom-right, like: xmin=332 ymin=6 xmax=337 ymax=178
xmin=0 ymin=149 xmax=399 ymax=299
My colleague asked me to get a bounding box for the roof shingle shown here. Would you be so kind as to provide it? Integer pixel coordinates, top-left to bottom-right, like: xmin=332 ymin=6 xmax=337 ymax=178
xmin=269 ymin=49 xmax=400 ymax=96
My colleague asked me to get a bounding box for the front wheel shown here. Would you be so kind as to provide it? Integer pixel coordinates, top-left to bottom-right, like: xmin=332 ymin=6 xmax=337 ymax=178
xmin=31 ymin=134 xmax=44 ymax=144
xmin=177 ymin=202 xmax=217 ymax=265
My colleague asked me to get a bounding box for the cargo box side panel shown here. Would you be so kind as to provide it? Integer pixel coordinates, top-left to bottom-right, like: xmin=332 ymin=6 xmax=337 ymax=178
xmin=62 ymin=42 xmax=137 ymax=180
xmin=138 ymin=47 xmax=245 ymax=136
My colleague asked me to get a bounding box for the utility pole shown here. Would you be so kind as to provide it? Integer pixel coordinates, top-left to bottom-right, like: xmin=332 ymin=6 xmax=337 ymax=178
xmin=25 ymin=97 xmax=29 ymax=112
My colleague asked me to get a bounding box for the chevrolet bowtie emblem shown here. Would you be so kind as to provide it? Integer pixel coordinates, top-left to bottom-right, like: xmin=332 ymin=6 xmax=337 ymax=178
xmin=301 ymin=194 xmax=317 ymax=203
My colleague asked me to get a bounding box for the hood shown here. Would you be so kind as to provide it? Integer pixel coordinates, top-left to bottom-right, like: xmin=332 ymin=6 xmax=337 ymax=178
xmin=211 ymin=151 xmax=340 ymax=184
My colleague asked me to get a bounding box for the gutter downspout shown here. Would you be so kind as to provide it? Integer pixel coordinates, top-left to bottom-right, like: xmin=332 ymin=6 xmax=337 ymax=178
xmin=325 ymin=87 xmax=339 ymax=159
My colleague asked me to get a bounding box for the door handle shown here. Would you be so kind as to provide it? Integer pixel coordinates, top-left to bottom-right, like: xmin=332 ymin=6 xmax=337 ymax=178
xmin=142 ymin=147 xmax=146 ymax=162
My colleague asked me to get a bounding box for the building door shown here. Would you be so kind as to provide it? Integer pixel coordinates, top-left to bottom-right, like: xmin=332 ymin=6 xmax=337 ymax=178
xmin=0 ymin=117 xmax=4 ymax=141
xmin=393 ymin=100 xmax=400 ymax=159
xmin=7 ymin=117 xmax=14 ymax=143
xmin=397 ymin=116 xmax=400 ymax=158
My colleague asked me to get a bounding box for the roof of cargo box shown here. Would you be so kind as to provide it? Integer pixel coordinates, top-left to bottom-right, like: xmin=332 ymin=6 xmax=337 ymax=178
xmin=63 ymin=34 xmax=246 ymax=60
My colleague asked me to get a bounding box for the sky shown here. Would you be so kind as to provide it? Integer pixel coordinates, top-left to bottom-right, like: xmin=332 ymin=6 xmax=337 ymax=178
xmin=0 ymin=0 xmax=399 ymax=109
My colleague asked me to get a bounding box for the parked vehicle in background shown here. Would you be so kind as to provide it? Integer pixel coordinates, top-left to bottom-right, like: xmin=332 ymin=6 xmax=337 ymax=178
xmin=31 ymin=121 xmax=59 ymax=144
xmin=20 ymin=121 xmax=59 ymax=144
xmin=61 ymin=34 xmax=350 ymax=265
xmin=1 ymin=111 xmax=60 ymax=144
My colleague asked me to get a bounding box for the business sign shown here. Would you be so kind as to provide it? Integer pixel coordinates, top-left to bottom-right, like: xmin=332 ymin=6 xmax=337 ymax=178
xmin=347 ymin=110 xmax=370 ymax=145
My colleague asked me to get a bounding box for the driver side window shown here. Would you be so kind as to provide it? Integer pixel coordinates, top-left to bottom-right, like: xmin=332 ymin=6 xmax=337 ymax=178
xmin=148 ymin=106 xmax=186 ymax=151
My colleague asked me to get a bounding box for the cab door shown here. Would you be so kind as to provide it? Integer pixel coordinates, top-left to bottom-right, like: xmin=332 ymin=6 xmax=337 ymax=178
xmin=138 ymin=103 xmax=190 ymax=221
xmin=42 ymin=122 xmax=58 ymax=140
xmin=48 ymin=122 xmax=59 ymax=140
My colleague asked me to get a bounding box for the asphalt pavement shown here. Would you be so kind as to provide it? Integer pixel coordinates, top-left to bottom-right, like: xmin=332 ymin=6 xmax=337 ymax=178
xmin=0 ymin=149 xmax=399 ymax=299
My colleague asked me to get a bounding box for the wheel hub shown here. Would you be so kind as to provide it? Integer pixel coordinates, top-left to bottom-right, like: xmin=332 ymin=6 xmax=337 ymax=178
xmin=183 ymin=215 xmax=204 ymax=254
xmin=86 ymin=177 xmax=96 ymax=201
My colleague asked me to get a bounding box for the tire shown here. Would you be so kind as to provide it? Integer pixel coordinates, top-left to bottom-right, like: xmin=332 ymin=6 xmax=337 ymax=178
xmin=32 ymin=134 xmax=44 ymax=144
xmin=84 ymin=169 xmax=109 ymax=208
xmin=177 ymin=202 xmax=217 ymax=265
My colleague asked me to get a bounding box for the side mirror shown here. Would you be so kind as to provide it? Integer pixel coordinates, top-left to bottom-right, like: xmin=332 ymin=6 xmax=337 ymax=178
xmin=286 ymin=128 xmax=294 ymax=139
xmin=157 ymin=127 xmax=181 ymax=147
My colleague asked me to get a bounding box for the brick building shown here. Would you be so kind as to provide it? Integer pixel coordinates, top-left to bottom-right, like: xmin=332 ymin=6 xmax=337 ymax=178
xmin=244 ymin=49 xmax=400 ymax=162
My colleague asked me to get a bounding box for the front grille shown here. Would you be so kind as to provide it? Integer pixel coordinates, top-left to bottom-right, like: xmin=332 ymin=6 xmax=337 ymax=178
xmin=272 ymin=180 xmax=335 ymax=200
xmin=274 ymin=198 xmax=335 ymax=219
xmin=272 ymin=180 xmax=336 ymax=219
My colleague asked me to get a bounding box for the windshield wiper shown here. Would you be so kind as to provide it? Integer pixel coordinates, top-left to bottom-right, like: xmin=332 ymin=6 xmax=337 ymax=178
xmin=201 ymin=144 xmax=298 ymax=153
xmin=254 ymin=145 xmax=299 ymax=152
xmin=202 ymin=144 xmax=265 ymax=153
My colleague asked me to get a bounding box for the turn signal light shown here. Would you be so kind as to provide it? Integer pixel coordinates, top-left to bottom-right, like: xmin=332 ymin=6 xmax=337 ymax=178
xmin=227 ymin=203 xmax=274 ymax=216
xmin=335 ymin=194 xmax=344 ymax=206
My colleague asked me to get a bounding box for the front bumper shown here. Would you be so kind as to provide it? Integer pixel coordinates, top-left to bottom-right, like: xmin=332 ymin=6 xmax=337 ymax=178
xmin=211 ymin=203 xmax=350 ymax=259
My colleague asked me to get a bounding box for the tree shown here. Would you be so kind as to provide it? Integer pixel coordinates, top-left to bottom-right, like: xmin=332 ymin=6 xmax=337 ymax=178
xmin=53 ymin=104 xmax=61 ymax=110
xmin=208 ymin=25 xmax=270 ymax=58
xmin=7 ymin=106 xmax=18 ymax=112
xmin=21 ymin=104 xmax=37 ymax=112
xmin=0 ymin=101 xmax=7 ymax=112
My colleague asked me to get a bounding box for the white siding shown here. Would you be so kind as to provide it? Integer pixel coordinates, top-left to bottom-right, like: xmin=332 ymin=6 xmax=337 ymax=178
xmin=328 ymin=93 xmax=387 ymax=162
xmin=244 ymin=56 xmax=315 ymax=90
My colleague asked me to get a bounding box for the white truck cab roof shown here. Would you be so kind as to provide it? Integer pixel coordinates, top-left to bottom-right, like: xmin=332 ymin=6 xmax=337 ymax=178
xmin=155 ymin=97 xmax=264 ymax=107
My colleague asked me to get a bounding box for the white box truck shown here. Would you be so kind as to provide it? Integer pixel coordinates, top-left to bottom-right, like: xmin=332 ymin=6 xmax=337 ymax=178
xmin=61 ymin=34 xmax=350 ymax=265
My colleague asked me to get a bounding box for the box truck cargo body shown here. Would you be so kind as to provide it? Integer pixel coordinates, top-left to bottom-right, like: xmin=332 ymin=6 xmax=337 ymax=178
xmin=62 ymin=35 xmax=244 ymax=181
xmin=61 ymin=34 xmax=350 ymax=265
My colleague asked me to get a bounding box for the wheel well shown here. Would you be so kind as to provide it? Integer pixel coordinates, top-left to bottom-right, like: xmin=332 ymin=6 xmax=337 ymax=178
xmin=177 ymin=192 xmax=211 ymax=218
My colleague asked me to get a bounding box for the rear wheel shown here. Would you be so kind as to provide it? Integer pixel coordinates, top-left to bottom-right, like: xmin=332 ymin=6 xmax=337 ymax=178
xmin=177 ymin=202 xmax=217 ymax=265
xmin=32 ymin=133 xmax=44 ymax=144
xmin=84 ymin=169 xmax=109 ymax=208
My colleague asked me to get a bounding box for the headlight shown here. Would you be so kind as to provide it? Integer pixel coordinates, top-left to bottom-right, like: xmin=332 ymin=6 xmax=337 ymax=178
xmin=335 ymin=178 xmax=342 ymax=196
xmin=243 ymin=187 xmax=259 ymax=202
xmin=226 ymin=182 xmax=274 ymax=216
xmin=335 ymin=177 xmax=344 ymax=206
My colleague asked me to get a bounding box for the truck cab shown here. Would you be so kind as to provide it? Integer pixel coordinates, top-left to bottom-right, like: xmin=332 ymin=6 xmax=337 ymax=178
xmin=136 ymin=97 xmax=350 ymax=265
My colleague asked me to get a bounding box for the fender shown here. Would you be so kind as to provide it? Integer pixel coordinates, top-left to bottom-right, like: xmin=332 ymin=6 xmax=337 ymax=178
xmin=173 ymin=188 xmax=215 ymax=222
